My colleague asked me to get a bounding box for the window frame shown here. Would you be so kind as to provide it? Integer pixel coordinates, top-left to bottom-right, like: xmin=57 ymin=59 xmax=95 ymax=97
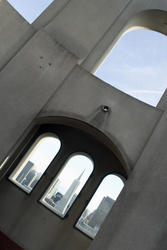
xmin=75 ymin=173 xmax=125 ymax=239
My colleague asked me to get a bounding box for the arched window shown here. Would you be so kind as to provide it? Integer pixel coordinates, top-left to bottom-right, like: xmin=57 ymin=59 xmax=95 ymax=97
xmin=76 ymin=174 xmax=124 ymax=239
xmin=95 ymin=30 xmax=167 ymax=106
xmin=9 ymin=133 xmax=61 ymax=193
xmin=40 ymin=153 xmax=94 ymax=218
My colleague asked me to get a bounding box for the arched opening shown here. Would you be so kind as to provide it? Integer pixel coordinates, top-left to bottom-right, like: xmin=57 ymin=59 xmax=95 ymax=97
xmin=76 ymin=174 xmax=124 ymax=239
xmin=0 ymin=120 xmax=128 ymax=250
xmin=94 ymin=10 xmax=167 ymax=106
xmin=40 ymin=153 xmax=94 ymax=218
xmin=9 ymin=133 xmax=61 ymax=193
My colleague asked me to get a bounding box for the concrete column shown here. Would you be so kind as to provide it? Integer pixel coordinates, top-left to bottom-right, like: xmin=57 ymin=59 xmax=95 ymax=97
xmin=89 ymin=109 xmax=167 ymax=250
xmin=0 ymin=30 xmax=76 ymax=164
xmin=0 ymin=0 xmax=35 ymax=70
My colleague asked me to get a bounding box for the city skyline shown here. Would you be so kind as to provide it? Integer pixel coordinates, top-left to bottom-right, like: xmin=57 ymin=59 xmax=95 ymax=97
xmin=10 ymin=160 xmax=42 ymax=192
xmin=41 ymin=168 xmax=87 ymax=217
xmin=80 ymin=175 xmax=124 ymax=213
xmin=76 ymin=195 xmax=115 ymax=238
xmin=10 ymin=139 xmax=123 ymax=210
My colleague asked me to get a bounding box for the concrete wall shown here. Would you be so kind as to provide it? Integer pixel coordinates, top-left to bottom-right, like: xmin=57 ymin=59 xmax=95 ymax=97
xmin=0 ymin=0 xmax=35 ymax=70
xmin=0 ymin=29 xmax=76 ymax=164
xmin=39 ymin=66 xmax=162 ymax=169
xmin=0 ymin=0 xmax=167 ymax=249
xmin=89 ymin=108 xmax=167 ymax=250
xmin=33 ymin=0 xmax=70 ymax=29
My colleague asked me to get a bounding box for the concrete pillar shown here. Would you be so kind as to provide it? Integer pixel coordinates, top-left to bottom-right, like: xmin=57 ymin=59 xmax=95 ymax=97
xmin=89 ymin=109 xmax=167 ymax=250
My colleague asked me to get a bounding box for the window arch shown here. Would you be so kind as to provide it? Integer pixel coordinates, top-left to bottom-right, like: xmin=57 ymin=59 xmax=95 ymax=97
xmin=95 ymin=29 xmax=167 ymax=106
xmin=2 ymin=122 xmax=127 ymax=250
xmin=76 ymin=174 xmax=124 ymax=239
xmin=9 ymin=133 xmax=61 ymax=193
xmin=40 ymin=153 xmax=94 ymax=218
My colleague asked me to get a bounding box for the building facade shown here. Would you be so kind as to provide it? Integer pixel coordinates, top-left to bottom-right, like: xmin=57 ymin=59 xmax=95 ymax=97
xmin=0 ymin=0 xmax=167 ymax=249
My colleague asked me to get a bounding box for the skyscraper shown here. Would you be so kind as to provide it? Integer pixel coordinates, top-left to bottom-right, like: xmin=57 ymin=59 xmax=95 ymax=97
xmin=22 ymin=169 xmax=36 ymax=187
xmin=88 ymin=196 xmax=115 ymax=229
xmin=55 ymin=170 xmax=85 ymax=215
xmin=16 ymin=161 xmax=34 ymax=183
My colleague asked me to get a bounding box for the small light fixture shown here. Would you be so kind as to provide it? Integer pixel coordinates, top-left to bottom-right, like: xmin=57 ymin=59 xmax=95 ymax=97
xmin=101 ymin=105 xmax=110 ymax=112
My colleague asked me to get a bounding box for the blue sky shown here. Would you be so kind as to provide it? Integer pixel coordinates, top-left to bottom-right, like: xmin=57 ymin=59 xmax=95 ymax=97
xmin=95 ymin=29 xmax=167 ymax=106
xmin=7 ymin=0 xmax=54 ymax=23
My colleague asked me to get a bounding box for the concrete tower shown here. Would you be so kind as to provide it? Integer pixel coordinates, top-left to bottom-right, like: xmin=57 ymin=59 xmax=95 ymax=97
xmin=0 ymin=0 xmax=167 ymax=250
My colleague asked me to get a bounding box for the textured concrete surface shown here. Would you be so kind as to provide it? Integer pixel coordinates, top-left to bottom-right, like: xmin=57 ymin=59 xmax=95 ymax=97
xmin=40 ymin=66 xmax=162 ymax=169
xmin=0 ymin=0 xmax=35 ymax=70
xmin=33 ymin=0 xmax=70 ymax=29
xmin=0 ymin=0 xmax=167 ymax=249
xmin=0 ymin=30 xmax=76 ymax=162
xmin=45 ymin=0 xmax=131 ymax=59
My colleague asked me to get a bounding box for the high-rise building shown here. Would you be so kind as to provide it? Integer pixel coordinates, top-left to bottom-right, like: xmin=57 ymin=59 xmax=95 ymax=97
xmin=16 ymin=161 xmax=34 ymax=183
xmin=22 ymin=169 xmax=36 ymax=187
xmin=30 ymin=172 xmax=42 ymax=189
xmin=47 ymin=178 xmax=61 ymax=199
xmin=56 ymin=170 xmax=85 ymax=215
xmin=88 ymin=196 xmax=115 ymax=229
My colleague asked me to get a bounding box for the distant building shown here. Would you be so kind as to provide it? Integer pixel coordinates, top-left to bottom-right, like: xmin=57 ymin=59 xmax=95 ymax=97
xmin=56 ymin=170 xmax=85 ymax=215
xmin=22 ymin=169 xmax=36 ymax=187
xmin=30 ymin=172 xmax=42 ymax=189
xmin=16 ymin=161 xmax=34 ymax=183
xmin=47 ymin=179 xmax=61 ymax=199
xmin=51 ymin=192 xmax=63 ymax=204
xmin=45 ymin=192 xmax=63 ymax=207
xmin=88 ymin=196 xmax=115 ymax=229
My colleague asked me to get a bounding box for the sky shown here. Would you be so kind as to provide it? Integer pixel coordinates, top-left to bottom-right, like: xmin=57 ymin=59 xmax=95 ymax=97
xmin=19 ymin=136 xmax=61 ymax=173
xmin=7 ymin=0 xmax=54 ymax=23
xmin=95 ymin=29 xmax=167 ymax=106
